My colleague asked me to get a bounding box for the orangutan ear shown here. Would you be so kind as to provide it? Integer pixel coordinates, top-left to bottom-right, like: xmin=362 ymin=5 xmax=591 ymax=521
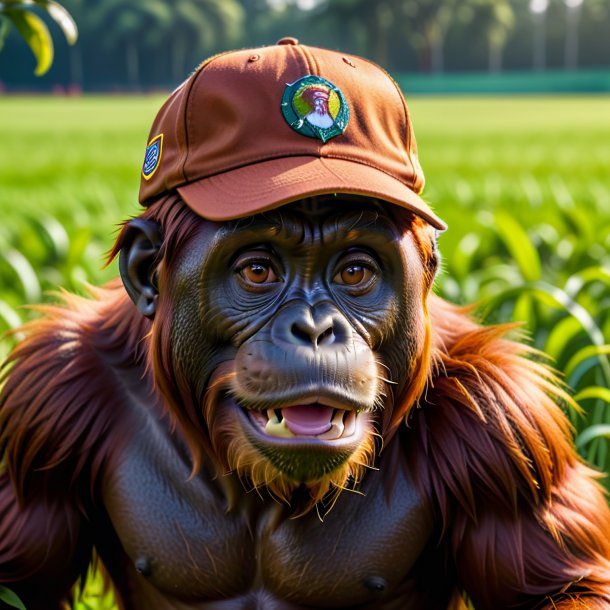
xmin=431 ymin=232 xmax=441 ymax=277
xmin=119 ymin=219 xmax=162 ymax=319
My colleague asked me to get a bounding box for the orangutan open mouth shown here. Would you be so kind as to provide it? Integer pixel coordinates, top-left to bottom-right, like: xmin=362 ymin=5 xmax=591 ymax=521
xmin=247 ymin=404 xmax=359 ymax=440
xmin=234 ymin=400 xmax=372 ymax=485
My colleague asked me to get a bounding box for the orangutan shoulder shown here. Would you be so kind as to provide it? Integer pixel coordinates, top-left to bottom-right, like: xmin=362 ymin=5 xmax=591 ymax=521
xmin=0 ymin=287 xmax=150 ymax=496
xmin=418 ymin=297 xmax=581 ymax=514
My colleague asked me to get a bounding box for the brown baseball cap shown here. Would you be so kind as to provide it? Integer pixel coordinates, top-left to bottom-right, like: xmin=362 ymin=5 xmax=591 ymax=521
xmin=139 ymin=37 xmax=446 ymax=231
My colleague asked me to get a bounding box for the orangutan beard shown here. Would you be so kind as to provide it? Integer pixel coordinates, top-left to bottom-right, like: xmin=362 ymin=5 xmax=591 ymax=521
xmin=200 ymin=365 xmax=379 ymax=516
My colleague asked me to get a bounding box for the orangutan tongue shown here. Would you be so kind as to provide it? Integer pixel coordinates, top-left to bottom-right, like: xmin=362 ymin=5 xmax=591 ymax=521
xmin=282 ymin=405 xmax=334 ymax=436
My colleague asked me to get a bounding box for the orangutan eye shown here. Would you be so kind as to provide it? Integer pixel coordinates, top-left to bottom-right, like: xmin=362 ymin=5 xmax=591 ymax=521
xmin=240 ymin=263 xmax=278 ymax=284
xmin=332 ymin=252 xmax=378 ymax=290
xmin=336 ymin=265 xmax=370 ymax=286
xmin=234 ymin=250 xmax=282 ymax=287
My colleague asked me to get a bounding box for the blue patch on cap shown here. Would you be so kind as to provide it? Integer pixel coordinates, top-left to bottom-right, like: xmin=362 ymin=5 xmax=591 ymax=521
xmin=142 ymin=134 xmax=163 ymax=180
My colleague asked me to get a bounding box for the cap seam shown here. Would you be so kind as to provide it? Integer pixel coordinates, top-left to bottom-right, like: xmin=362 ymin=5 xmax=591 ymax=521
xmin=289 ymin=43 xmax=312 ymax=79
xmin=180 ymin=78 xmax=196 ymax=184
xmin=356 ymin=56 xmax=417 ymax=191
xmin=300 ymin=43 xmax=319 ymax=76
xmin=391 ymin=73 xmax=418 ymax=192
xmin=183 ymin=50 xmax=237 ymax=183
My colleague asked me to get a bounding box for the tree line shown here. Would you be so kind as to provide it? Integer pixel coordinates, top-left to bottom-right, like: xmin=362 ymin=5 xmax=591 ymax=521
xmin=1 ymin=0 xmax=609 ymax=91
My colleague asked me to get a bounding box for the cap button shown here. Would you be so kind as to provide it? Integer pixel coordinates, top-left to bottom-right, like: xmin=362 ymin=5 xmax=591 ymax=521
xmin=277 ymin=37 xmax=299 ymax=46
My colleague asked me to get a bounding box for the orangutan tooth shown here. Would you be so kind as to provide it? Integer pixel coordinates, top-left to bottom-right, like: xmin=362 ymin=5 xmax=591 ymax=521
xmin=267 ymin=409 xmax=278 ymax=423
xmin=343 ymin=411 xmax=356 ymax=437
xmin=317 ymin=425 xmax=341 ymax=440
xmin=318 ymin=412 xmax=344 ymax=440
xmin=264 ymin=417 xmax=295 ymax=438
xmin=332 ymin=409 xmax=345 ymax=425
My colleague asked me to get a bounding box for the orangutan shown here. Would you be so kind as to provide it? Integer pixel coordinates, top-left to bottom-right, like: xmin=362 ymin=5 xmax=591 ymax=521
xmin=1 ymin=39 xmax=609 ymax=610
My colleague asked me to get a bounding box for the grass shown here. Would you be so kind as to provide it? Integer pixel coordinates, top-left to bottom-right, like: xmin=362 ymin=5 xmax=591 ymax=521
xmin=0 ymin=94 xmax=609 ymax=608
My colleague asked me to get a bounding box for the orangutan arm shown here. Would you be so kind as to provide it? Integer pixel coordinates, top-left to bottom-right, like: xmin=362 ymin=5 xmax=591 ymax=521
xmin=0 ymin=472 xmax=93 ymax=610
xmin=0 ymin=286 xmax=146 ymax=609
xmin=414 ymin=297 xmax=610 ymax=609
xmin=454 ymin=460 xmax=610 ymax=609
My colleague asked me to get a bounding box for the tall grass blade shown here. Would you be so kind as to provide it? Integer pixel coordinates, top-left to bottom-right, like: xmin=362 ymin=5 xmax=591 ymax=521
xmin=0 ymin=586 xmax=26 ymax=610
xmin=565 ymin=345 xmax=610 ymax=389
xmin=492 ymin=212 xmax=541 ymax=282
xmin=576 ymin=425 xmax=610 ymax=450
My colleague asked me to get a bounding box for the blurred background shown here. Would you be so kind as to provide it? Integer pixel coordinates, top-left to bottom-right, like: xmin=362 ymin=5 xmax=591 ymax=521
xmin=1 ymin=0 xmax=610 ymax=92
xmin=0 ymin=2 xmax=609 ymax=606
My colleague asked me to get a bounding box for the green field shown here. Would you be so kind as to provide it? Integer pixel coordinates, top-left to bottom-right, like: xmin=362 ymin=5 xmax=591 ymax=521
xmin=0 ymin=94 xmax=609 ymax=608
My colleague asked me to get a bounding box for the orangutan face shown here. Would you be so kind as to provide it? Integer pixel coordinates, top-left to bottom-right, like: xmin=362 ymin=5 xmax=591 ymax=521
xmin=122 ymin=197 xmax=437 ymax=503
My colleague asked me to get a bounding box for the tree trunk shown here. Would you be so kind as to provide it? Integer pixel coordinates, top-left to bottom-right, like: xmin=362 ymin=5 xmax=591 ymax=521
xmin=533 ymin=11 xmax=546 ymax=71
xmin=126 ymin=39 xmax=140 ymax=90
xmin=417 ymin=44 xmax=433 ymax=72
xmin=432 ymin=35 xmax=444 ymax=73
xmin=564 ymin=3 xmax=581 ymax=70
xmin=373 ymin=3 xmax=392 ymax=67
xmin=489 ymin=42 xmax=502 ymax=73
xmin=172 ymin=36 xmax=188 ymax=83
xmin=69 ymin=44 xmax=83 ymax=89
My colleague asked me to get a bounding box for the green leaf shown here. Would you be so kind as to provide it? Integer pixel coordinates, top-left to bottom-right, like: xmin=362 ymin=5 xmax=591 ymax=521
xmin=512 ymin=292 xmax=533 ymax=325
xmin=483 ymin=282 xmax=606 ymax=347
xmin=576 ymin=425 xmax=610 ymax=450
xmin=451 ymin=233 xmax=481 ymax=280
xmin=574 ymin=386 xmax=610 ymax=405
xmin=5 ymin=7 xmax=53 ymax=75
xmin=561 ymin=206 xmax=595 ymax=243
xmin=34 ymin=0 xmax=77 ymax=44
xmin=565 ymin=266 xmax=610 ymax=299
xmin=544 ymin=316 xmax=584 ymax=363
xmin=0 ymin=15 xmax=12 ymax=51
xmin=0 ymin=586 xmax=27 ymax=610
xmin=66 ymin=227 xmax=92 ymax=271
xmin=0 ymin=249 xmax=41 ymax=303
xmin=565 ymin=345 xmax=610 ymax=389
xmin=492 ymin=211 xmax=541 ymax=282
xmin=0 ymin=300 xmax=22 ymax=330
xmin=32 ymin=214 xmax=70 ymax=260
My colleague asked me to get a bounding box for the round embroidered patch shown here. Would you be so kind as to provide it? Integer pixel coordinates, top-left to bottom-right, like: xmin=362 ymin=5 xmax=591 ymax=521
xmin=281 ymin=76 xmax=349 ymax=143
xmin=142 ymin=134 xmax=163 ymax=180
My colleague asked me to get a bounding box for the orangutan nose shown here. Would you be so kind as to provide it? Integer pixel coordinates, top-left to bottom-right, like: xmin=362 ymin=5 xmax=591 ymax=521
xmin=273 ymin=303 xmax=351 ymax=348
xmin=290 ymin=317 xmax=334 ymax=347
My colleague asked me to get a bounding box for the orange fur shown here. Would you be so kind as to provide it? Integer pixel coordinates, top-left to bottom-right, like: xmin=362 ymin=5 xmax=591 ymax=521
xmin=0 ymin=283 xmax=151 ymax=608
xmin=406 ymin=296 xmax=610 ymax=608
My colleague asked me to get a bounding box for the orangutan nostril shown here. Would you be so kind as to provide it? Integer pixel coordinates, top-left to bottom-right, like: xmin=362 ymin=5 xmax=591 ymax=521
xmin=316 ymin=327 xmax=333 ymax=346
xmin=290 ymin=322 xmax=312 ymax=345
xmin=289 ymin=320 xmax=334 ymax=347
xmin=363 ymin=576 xmax=387 ymax=592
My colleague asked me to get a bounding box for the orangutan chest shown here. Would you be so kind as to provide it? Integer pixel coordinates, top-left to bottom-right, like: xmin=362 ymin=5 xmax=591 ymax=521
xmin=256 ymin=479 xmax=433 ymax=608
xmin=102 ymin=429 xmax=433 ymax=608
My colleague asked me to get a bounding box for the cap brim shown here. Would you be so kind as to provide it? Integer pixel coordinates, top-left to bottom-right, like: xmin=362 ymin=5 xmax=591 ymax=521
xmin=177 ymin=156 xmax=447 ymax=231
